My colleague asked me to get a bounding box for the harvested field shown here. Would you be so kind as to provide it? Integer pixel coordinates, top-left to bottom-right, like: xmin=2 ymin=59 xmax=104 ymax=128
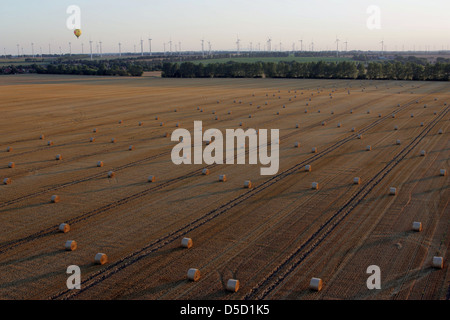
xmin=0 ymin=74 xmax=448 ymax=300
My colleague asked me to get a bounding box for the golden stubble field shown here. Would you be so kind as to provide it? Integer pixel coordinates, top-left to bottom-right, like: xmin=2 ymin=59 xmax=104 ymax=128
xmin=0 ymin=74 xmax=448 ymax=300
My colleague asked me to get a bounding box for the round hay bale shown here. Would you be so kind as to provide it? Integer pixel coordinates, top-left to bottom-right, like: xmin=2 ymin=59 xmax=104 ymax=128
xmin=155 ymin=116 xmax=159 ymax=120
xmin=187 ymin=268 xmax=200 ymax=281
xmin=366 ymin=145 xmax=372 ymax=151
xmin=318 ymin=110 xmax=321 ymax=113
xmin=439 ymin=169 xmax=447 ymax=176
xmin=412 ymin=221 xmax=422 ymax=232
xmin=93 ymin=128 xmax=97 ymax=133
xmin=8 ymin=162 xmax=15 ymax=168
xmin=353 ymin=177 xmax=361 ymax=185
xmin=56 ymin=154 xmax=62 ymax=160
xmin=420 ymin=122 xmax=424 ymax=127
xmin=331 ymin=111 xmax=334 ymax=115
xmin=396 ymin=139 xmax=401 ymax=145
xmin=215 ymin=116 xmax=219 ymax=120
xmin=304 ymin=165 xmax=311 ymax=172
xmin=202 ymin=168 xmax=210 ymax=175
xmin=51 ymin=195 xmax=60 ymax=203
xmin=294 ymin=142 xmax=300 ymax=148
xmin=226 ymin=279 xmax=240 ymax=292
xmin=357 ymin=134 xmax=363 ymax=139
xmin=296 ymin=124 xmax=299 ymax=128
xmin=174 ymin=109 xmax=177 ymax=112
xmin=212 ymin=110 xmax=216 ymax=114
xmin=118 ymin=120 xmax=123 ymax=124
xmin=239 ymin=122 xmax=243 ymax=127
xmin=350 ymin=110 xmax=353 ymax=114
xmin=59 ymin=223 xmax=70 ymax=233
xmin=438 ymin=129 xmax=443 ymax=134
xmin=249 ymin=114 xmax=252 ymax=118
xmin=228 ymin=111 xmax=232 ymax=114
xmin=244 ymin=180 xmax=252 ymax=188
xmin=351 ymin=127 xmax=355 ymax=132
xmin=160 ymin=122 xmax=164 ymax=126
xmin=337 ymin=123 xmax=341 ymax=128
xmin=392 ymin=114 xmax=396 ymax=118
xmin=111 ymin=138 xmax=116 ymax=143
xmin=311 ymin=182 xmax=319 ymax=190
xmin=181 ymin=237 xmax=193 ymax=249
xmin=219 ymin=174 xmax=227 ymax=182
xmin=148 ymin=175 xmax=156 ymax=183
xmin=128 ymin=145 xmax=135 ymax=151
xmin=304 ymin=110 xmax=308 ymax=113
xmin=40 ymin=134 xmax=45 ymax=140
xmin=309 ymin=277 xmax=323 ymax=291
xmin=6 ymin=146 xmax=12 ymax=152
xmin=94 ymin=253 xmax=108 ymax=265
xmin=389 ymin=187 xmax=397 ymax=195
xmin=432 ymin=256 xmax=443 ymax=269
xmin=65 ymin=240 xmax=77 ymax=251
xmin=321 ymin=121 xmax=326 ymax=126
xmin=139 ymin=121 xmax=144 ymax=126
xmin=367 ymin=110 xmax=371 ymax=114
xmin=164 ymin=132 xmax=169 ymax=138
xmin=97 ymin=161 xmax=104 ymax=167
xmin=90 ymin=137 xmax=95 ymax=142
xmin=410 ymin=113 xmax=414 ymax=118
xmin=420 ymin=150 xmax=426 ymax=156
xmin=312 ymin=147 xmax=317 ymax=153
xmin=108 ymin=171 xmax=115 ymax=178
xmin=3 ymin=178 xmax=12 ymax=185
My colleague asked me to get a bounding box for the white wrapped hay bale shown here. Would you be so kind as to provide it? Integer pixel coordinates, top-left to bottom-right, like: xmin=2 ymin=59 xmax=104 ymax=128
xmin=202 ymin=168 xmax=210 ymax=175
xmin=351 ymin=127 xmax=355 ymax=132
xmin=187 ymin=268 xmax=201 ymax=281
xmin=321 ymin=121 xmax=326 ymax=126
xmin=440 ymin=169 xmax=447 ymax=176
xmin=219 ymin=174 xmax=227 ymax=182
xmin=304 ymin=165 xmax=311 ymax=172
xmin=366 ymin=145 xmax=372 ymax=151
xmin=420 ymin=122 xmax=424 ymax=127
xmin=155 ymin=116 xmax=159 ymax=120
xmin=226 ymin=279 xmax=240 ymax=292
xmin=108 ymin=171 xmax=115 ymax=178
xmin=296 ymin=124 xmax=299 ymax=128
xmin=432 ymin=257 xmax=443 ymax=269
xmin=294 ymin=142 xmax=300 ymax=148
xmin=139 ymin=121 xmax=144 ymax=126
xmin=148 ymin=175 xmax=156 ymax=182
xmin=353 ymin=177 xmax=361 ymax=185
xmin=244 ymin=180 xmax=252 ymax=188
xmin=309 ymin=277 xmax=323 ymax=291
xmin=389 ymin=187 xmax=397 ymax=195
xmin=59 ymin=223 xmax=70 ymax=233
xmin=56 ymin=154 xmax=62 ymax=160
xmin=94 ymin=253 xmax=108 ymax=265
xmin=378 ymin=113 xmax=382 ymax=118
xmin=396 ymin=139 xmax=401 ymax=145
xmin=420 ymin=150 xmax=426 ymax=156
xmin=93 ymin=128 xmax=98 ymax=133
xmin=6 ymin=146 xmax=12 ymax=152
xmin=337 ymin=123 xmax=341 ymax=128
xmin=51 ymin=195 xmax=60 ymax=203
xmin=89 ymin=137 xmax=95 ymax=142
xmin=412 ymin=221 xmax=422 ymax=232
xmin=3 ymin=178 xmax=11 ymax=185
xmin=160 ymin=122 xmax=164 ymax=126
xmin=118 ymin=120 xmax=123 ymax=124
xmin=312 ymin=147 xmax=317 ymax=153
xmin=311 ymin=182 xmax=319 ymax=190
xmin=438 ymin=129 xmax=443 ymax=134
xmin=181 ymin=237 xmax=193 ymax=249
xmin=65 ymin=240 xmax=77 ymax=251
xmin=8 ymin=162 xmax=15 ymax=168
xmin=47 ymin=141 xmax=54 ymax=146
xmin=357 ymin=134 xmax=363 ymax=139
xmin=97 ymin=161 xmax=104 ymax=167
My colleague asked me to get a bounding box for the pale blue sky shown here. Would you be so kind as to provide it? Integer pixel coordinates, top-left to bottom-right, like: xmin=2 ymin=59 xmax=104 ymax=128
xmin=1 ymin=0 xmax=449 ymax=55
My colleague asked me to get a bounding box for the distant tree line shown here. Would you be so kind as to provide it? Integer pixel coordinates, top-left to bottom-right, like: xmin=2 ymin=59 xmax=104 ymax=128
xmin=161 ymin=60 xmax=450 ymax=81
xmin=0 ymin=59 xmax=163 ymax=76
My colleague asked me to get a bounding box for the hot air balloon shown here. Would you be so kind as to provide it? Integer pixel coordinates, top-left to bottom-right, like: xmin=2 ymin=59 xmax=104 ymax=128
xmin=74 ymin=29 xmax=82 ymax=38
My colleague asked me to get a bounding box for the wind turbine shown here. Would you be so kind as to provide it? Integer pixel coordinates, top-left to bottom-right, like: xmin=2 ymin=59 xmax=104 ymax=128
xmin=380 ymin=39 xmax=384 ymax=54
xmin=279 ymin=41 xmax=282 ymax=52
xmin=118 ymin=42 xmax=121 ymax=57
xmin=236 ymin=36 xmax=240 ymax=56
xmin=208 ymin=41 xmax=211 ymax=56
xmin=169 ymin=39 xmax=172 ymax=55
xmin=99 ymin=41 xmax=103 ymax=57
xmin=81 ymin=42 xmax=84 ymax=54
xmin=179 ymin=41 xmax=181 ymax=54
xmin=31 ymin=43 xmax=34 ymax=57
xmin=148 ymin=38 xmax=152 ymax=56
xmin=69 ymin=42 xmax=72 ymax=56
xmin=267 ymin=37 xmax=272 ymax=52
xmin=299 ymin=39 xmax=303 ymax=52
xmin=140 ymin=39 xmax=144 ymax=56
xmin=48 ymin=44 xmax=51 ymax=55
xmin=311 ymin=40 xmax=314 ymax=52
xmin=201 ymin=39 xmax=205 ymax=58
xmin=89 ymin=40 xmax=93 ymax=60
xmin=17 ymin=44 xmax=20 ymax=57
xmin=344 ymin=40 xmax=348 ymax=52
xmin=335 ymin=37 xmax=340 ymax=57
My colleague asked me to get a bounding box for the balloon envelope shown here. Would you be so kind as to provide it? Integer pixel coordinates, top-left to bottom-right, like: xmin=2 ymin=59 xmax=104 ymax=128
xmin=74 ymin=29 xmax=82 ymax=38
